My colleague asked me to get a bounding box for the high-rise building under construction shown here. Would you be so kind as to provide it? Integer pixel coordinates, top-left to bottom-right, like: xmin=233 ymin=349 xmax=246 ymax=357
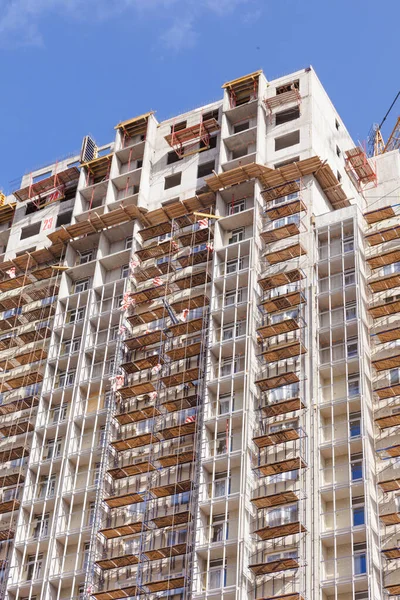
xmin=0 ymin=67 xmax=399 ymax=600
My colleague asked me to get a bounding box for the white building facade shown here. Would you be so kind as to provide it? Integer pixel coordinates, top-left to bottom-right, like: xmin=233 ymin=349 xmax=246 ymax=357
xmin=0 ymin=67 xmax=398 ymax=600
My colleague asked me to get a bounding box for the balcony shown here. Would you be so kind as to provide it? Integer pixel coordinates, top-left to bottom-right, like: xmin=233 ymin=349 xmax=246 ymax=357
xmin=258 ymin=267 xmax=304 ymax=292
xmin=260 ymin=339 xmax=306 ymax=363
xmin=255 ymin=456 xmax=306 ymax=478
xmin=249 ymin=554 xmax=299 ymax=576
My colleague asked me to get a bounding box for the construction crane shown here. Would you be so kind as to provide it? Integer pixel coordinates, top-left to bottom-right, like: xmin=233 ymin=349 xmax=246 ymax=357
xmin=367 ymin=91 xmax=400 ymax=157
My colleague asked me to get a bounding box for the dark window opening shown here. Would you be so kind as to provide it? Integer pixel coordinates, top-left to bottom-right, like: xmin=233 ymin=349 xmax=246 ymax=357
xmin=20 ymin=222 xmax=41 ymax=240
xmin=56 ymin=211 xmax=73 ymax=228
xmin=62 ymin=186 xmax=77 ymax=202
xmin=276 ymin=80 xmax=299 ymax=95
xmin=167 ymin=151 xmax=182 ymax=165
xmin=336 ymin=145 xmax=341 ymax=158
xmin=202 ymin=109 xmax=219 ymax=122
xmin=197 ymin=161 xmax=215 ymax=179
xmin=25 ymin=202 xmax=40 ymax=215
xmin=275 ymin=107 xmax=300 ymax=125
xmin=164 ymin=173 xmax=182 ymax=190
xmin=200 ymin=135 xmax=218 ymax=151
xmin=337 ymin=171 xmax=342 ymax=183
xmin=335 ymin=119 xmax=340 ymax=130
xmin=275 ymin=130 xmax=300 ymax=151
xmin=171 ymin=121 xmax=187 ymax=133
xmin=233 ymin=121 xmax=250 ymax=134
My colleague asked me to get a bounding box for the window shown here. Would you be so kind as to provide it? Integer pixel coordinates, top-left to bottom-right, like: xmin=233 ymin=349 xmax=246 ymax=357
xmin=20 ymin=222 xmax=41 ymax=240
xmin=224 ymin=288 xmax=244 ymax=306
xmin=216 ymin=431 xmax=230 ymax=455
xmin=64 ymin=338 xmax=80 ymax=354
xmin=273 ymin=214 xmax=300 ymax=230
xmin=267 ymin=504 xmax=298 ymax=527
xmin=352 ymin=498 xmax=365 ymax=526
xmin=56 ymin=211 xmax=72 ymax=227
xmin=197 ymin=161 xmax=215 ymax=179
xmin=167 ymin=150 xmax=182 ymax=165
xmin=33 ymin=513 xmax=49 ymax=539
xmin=219 ymin=393 xmax=234 ymax=415
xmin=390 ymin=368 xmax=400 ymax=385
xmin=233 ymin=121 xmax=249 ymax=134
xmin=171 ymin=120 xmax=186 ymax=132
xmin=99 ymin=426 xmax=106 ymax=447
xmin=74 ymin=278 xmax=90 ymax=293
xmin=52 ymin=404 xmax=67 ymax=423
xmin=26 ymin=554 xmax=43 ymax=581
xmin=213 ymin=471 xmax=230 ymax=497
xmin=336 ymin=145 xmax=341 ymax=157
xmin=226 ymin=257 xmax=243 ymax=274
xmin=222 ymin=323 xmax=237 ymax=341
xmin=204 ymin=135 xmax=218 ymax=150
xmin=351 ymin=453 xmax=363 ymax=481
xmin=202 ymin=109 xmax=219 ymax=122
xmin=93 ymin=462 xmax=101 ymax=485
xmin=335 ymin=119 xmax=340 ymax=130
xmin=45 ymin=438 xmax=62 ymax=460
xmin=88 ymin=502 xmax=96 ymax=526
xmin=275 ymin=130 xmax=300 ymax=151
xmin=349 ymin=412 xmax=362 ymax=438
xmin=82 ymin=542 xmax=91 ymax=570
xmin=125 ymin=236 xmax=133 ymax=249
xmin=344 ymin=269 xmax=355 ymax=286
xmin=384 ymin=262 xmax=400 ymax=277
xmin=347 ymin=338 xmax=358 ymax=358
xmin=78 ymin=250 xmax=93 ymax=264
xmin=275 ymin=106 xmax=300 ymax=125
xmin=68 ymin=307 xmax=85 ymax=323
xmin=59 ymin=371 xmax=75 ymax=388
xmin=164 ymin=173 xmax=182 ymax=190
xmin=353 ymin=542 xmax=367 ymax=575
xmin=276 ymin=80 xmax=299 ymax=95
xmin=227 ymin=199 xmax=246 ymax=215
xmin=121 ymin=264 xmax=129 ymax=279
xmin=229 ymin=227 xmax=245 ymax=244
xmin=348 ymin=376 xmax=360 ymax=397
xmin=25 ymin=202 xmax=40 ymax=215
xmin=346 ymin=303 xmax=357 ymax=321
xmin=104 ymin=391 xmax=113 ymax=408
xmin=3 ymin=487 xmax=18 ymax=502
xmin=208 ymin=559 xmax=226 ymax=589
xmin=343 ymin=237 xmax=354 ymax=253
xmin=211 ymin=513 xmax=228 ymax=542
xmin=39 ymin=475 xmax=56 ymax=498
xmin=220 ymin=357 xmax=241 ymax=377
xmin=337 ymin=171 xmax=342 ymax=183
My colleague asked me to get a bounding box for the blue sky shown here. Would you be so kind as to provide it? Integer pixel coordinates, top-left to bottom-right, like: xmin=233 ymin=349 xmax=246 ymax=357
xmin=0 ymin=0 xmax=399 ymax=193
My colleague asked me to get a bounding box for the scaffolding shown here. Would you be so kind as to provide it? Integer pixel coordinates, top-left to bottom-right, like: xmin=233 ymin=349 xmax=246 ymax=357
xmin=250 ymin=176 xmax=309 ymax=600
xmin=222 ymin=70 xmax=262 ymax=109
xmin=90 ymin=202 xmax=216 ymax=599
xmin=165 ymin=117 xmax=220 ymax=159
xmin=0 ymin=238 xmax=67 ymax=594
xmin=365 ymin=200 xmax=400 ymax=596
